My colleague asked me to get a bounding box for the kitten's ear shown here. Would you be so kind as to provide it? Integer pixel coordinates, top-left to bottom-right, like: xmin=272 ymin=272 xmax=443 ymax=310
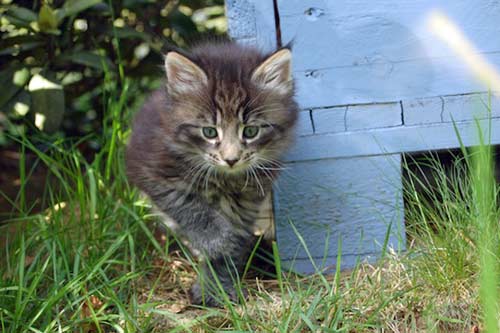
xmin=164 ymin=52 xmax=208 ymax=96
xmin=251 ymin=49 xmax=292 ymax=95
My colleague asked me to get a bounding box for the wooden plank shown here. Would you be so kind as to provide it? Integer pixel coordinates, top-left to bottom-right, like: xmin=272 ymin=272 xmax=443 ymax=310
xmin=403 ymin=96 xmax=443 ymax=125
xmin=442 ymin=93 xmax=500 ymax=122
xmin=403 ymin=93 xmax=500 ymax=126
xmin=292 ymin=54 xmax=500 ymax=108
xmin=253 ymin=0 xmax=278 ymax=50
xmin=282 ymin=254 xmax=377 ymax=274
xmin=279 ymin=0 xmax=500 ymax=70
xmin=313 ymin=106 xmax=346 ymax=134
xmin=346 ymin=102 xmax=402 ymax=131
xmin=274 ymin=154 xmax=405 ymax=273
xmin=296 ymin=110 xmax=314 ymax=136
xmin=277 ymin=0 xmax=500 ymax=106
xmin=312 ymin=103 xmax=402 ymax=134
xmin=286 ymin=117 xmax=500 ymax=162
xmin=225 ymin=0 xmax=277 ymax=50
xmin=225 ymin=0 xmax=256 ymax=40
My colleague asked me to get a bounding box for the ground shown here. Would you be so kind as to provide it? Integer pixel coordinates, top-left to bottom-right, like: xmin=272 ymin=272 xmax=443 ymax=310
xmin=0 ymin=134 xmax=496 ymax=332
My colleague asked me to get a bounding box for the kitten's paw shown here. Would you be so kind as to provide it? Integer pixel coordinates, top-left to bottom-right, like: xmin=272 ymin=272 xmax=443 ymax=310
xmin=189 ymin=282 xmax=247 ymax=307
xmin=189 ymin=282 xmax=221 ymax=307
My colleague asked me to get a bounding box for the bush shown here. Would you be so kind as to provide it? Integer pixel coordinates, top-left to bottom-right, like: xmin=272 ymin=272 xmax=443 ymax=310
xmin=0 ymin=0 xmax=225 ymax=147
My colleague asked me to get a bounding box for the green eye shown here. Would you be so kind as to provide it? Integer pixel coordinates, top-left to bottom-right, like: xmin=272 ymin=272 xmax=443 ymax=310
xmin=243 ymin=126 xmax=259 ymax=139
xmin=202 ymin=127 xmax=218 ymax=139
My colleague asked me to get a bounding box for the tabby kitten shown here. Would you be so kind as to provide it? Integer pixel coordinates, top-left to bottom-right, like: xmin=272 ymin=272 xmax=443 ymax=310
xmin=126 ymin=41 xmax=298 ymax=306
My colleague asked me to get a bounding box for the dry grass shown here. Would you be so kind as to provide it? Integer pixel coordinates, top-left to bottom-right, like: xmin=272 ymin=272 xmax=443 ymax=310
xmin=131 ymin=245 xmax=480 ymax=332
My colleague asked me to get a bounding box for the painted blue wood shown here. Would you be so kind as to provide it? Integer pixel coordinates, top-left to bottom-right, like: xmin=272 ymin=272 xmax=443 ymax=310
xmin=278 ymin=0 xmax=500 ymax=107
xmin=292 ymin=56 xmax=500 ymax=109
xmin=403 ymin=93 xmax=500 ymax=126
xmin=313 ymin=106 xmax=346 ymax=134
xmin=441 ymin=93 xmax=500 ymax=122
xmin=225 ymin=0 xmax=500 ymax=274
xmin=404 ymin=97 xmax=443 ymax=125
xmin=225 ymin=0 xmax=277 ymax=49
xmin=346 ymin=102 xmax=402 ymax=131
xmin=286 ymin=114 xmax=500 ymax=162
xmin=274 ymin=154 xmax=404 ymax=273
xmin=296 ymin=111 xmax=314 ymax=136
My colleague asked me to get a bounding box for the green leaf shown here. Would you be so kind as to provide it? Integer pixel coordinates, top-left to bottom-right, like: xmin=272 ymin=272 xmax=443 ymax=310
xmin=0 ymin=67 xmax=30 ymax=110
xmin=0 ymin=41 xmax=45 ymax=56
xmin=2 ymin=14 xmax=32 ymax=28
xmin=57 ymin=51 xmax=113 ymax=71
xmin=1 ymin=90 xmax=31 ymax=117
xmin=6 ymin=6 xmax=38 ymax=23
xmin=168 ymin=8 xmax=198 ymax=37
xmin=38 ymin=4 xmax=60 ymax=33
xmin=55 ymin=0 xmax=103 ymax=21
xmin=13 ymin=68 xmax=30 ymax=86
xmin=28 ymin=73 xmax=65 ymax=133
xmin=106 ymin=26 xmax=151 ymax=41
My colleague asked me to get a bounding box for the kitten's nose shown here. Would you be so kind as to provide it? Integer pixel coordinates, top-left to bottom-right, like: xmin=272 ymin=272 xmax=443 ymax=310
xmin=225 ymin=158 xmax=239 ymax=167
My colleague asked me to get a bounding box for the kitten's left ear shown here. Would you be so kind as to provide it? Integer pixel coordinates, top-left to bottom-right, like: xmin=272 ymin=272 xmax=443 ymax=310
xmin=164 ymin=51 xmax=208 ymax=96
xmin=251 ymin=49 xmax=292 ymax=95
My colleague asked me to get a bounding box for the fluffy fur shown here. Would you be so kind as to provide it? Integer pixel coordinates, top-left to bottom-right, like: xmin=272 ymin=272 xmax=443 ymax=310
xmin=126 ymin=40 xmax=298 ymax=306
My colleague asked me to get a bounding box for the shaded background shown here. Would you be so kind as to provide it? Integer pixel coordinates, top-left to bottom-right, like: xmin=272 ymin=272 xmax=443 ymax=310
xmin=0 ymin=0 xmax=226 ymax=219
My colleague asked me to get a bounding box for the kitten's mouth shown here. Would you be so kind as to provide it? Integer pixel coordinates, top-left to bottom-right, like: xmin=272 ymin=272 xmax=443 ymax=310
xmin=211 ymin=159 xmax=253 ymax=174
xmin=218 ymin=163 xmax=248 ymax=174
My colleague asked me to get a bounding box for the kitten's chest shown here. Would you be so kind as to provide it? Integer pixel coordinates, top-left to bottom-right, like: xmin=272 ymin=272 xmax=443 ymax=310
xmin=204 ymin=183 xmax=265 ymax=226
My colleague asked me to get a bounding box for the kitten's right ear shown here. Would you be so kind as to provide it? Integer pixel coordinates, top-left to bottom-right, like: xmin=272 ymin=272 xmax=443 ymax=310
xmin=251 ymin=49 xmax=292 ymax=95
xmin=164 ymin=52 xmax=208 ymax=96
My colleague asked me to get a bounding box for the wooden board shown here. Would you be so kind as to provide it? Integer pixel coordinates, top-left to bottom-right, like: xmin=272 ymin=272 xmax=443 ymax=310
xmin=278 ymin=0 xmax=500 ymax=107
xmin=225 ymin=0 xmax=277 ymax=49
xmin=225 ymin=0 xmax=500 ymax=274
xmin=274 ymin=154 xmax=405 ymax=273
xmin=286 ymin=94 xmax=500 ymax=162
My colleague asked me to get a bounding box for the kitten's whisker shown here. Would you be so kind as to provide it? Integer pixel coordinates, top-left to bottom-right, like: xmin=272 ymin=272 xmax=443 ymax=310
xmin=255 ymin=165 xmax=284 ymax=171
xmin=247 ymin=102 xmax=282 ymax=114
xmin=247 ymin=108 xmax=285 ymax=120
xmin=242 ymin=89 xmax=271 ymax=111
xmin=177 ymin=100 xmax=212 ymax=115
xmin=258 ymin=165 xmax=275 ymax=182
xmin=247 ymin=106 xmax=284 ymax=116
xmin=204 ymin=167 xmax=212 ymax=193
xmin=244 ymin=102 xmax=284 ymax=121
xmin=242 ymin=169 xmax=250 ymax=190
xmin=190 ymin=161 xmax=212 ymax=191
xmin=188 ymin=163 xmax=210 ymax=192
xmin=184 ymin=163 xmax=203 ymax=185
xmin=256 ymin=156 xmax=286 ymax=169
xmin=185 ymin=161 xmax=205 ymax=177
xmin=213 ymin=166 xmax=220 ymax=185
xmin=249 ymin=166 xmax=265 ymax=196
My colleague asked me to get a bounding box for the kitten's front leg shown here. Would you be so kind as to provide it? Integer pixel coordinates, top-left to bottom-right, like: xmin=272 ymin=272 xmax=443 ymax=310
xmin=189 ymin=240 xmax=253 ymax=307
xmin=151 ymin=188 xmax=256 ymax=306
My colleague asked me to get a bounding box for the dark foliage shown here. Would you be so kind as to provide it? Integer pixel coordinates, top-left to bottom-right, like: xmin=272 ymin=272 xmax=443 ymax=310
xmin=0 ymin=0 xmax=225 ymax=146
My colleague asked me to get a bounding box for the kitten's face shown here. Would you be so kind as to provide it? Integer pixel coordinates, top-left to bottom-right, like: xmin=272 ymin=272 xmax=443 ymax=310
xmin=163 ymin=49 xmax=296 ymax=178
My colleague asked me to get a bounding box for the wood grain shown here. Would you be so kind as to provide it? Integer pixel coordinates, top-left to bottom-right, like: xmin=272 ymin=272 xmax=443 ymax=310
xmin=225 ymin=0 xmax=500 ymax=273
xmin=278 ymin=0 xmax=500 ymax=107
xmin=225 ymin=0 xmax=277 ymax=50
xmin=274 ymin=154 xmax=405 ymax=273
xmin=286 ymin=115 xmax=500 ymax=162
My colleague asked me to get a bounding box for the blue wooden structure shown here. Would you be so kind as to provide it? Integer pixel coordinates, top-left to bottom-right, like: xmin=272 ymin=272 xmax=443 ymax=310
xmin=225 ymin=0 xmax=500 ymax=273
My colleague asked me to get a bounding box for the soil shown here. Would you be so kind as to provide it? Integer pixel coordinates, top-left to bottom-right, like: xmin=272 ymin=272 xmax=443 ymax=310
xmin=0 ymin=147 xmax=49 ymax=222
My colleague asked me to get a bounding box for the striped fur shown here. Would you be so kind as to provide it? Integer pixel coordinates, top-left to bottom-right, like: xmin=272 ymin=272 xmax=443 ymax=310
xmin=126 ymin=40 xmax=298 ymax=306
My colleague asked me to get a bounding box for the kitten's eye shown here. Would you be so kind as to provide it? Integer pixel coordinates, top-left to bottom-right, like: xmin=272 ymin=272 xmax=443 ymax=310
xmin=202 ymin=127 xmax=218 ymax=139
xmin=243 ymin=126 xmax=259 ymax=139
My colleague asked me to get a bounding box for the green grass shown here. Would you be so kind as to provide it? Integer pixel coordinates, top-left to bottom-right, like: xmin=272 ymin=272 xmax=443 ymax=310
xmin=1 ymin=97 xmax=499 ymax=332
xmin=1 ymin=52 xmax=500 ymax=331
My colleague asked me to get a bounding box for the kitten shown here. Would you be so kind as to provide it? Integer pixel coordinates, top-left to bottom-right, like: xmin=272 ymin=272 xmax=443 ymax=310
xmin=125 ymin=40 xmax=298 ymax=306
